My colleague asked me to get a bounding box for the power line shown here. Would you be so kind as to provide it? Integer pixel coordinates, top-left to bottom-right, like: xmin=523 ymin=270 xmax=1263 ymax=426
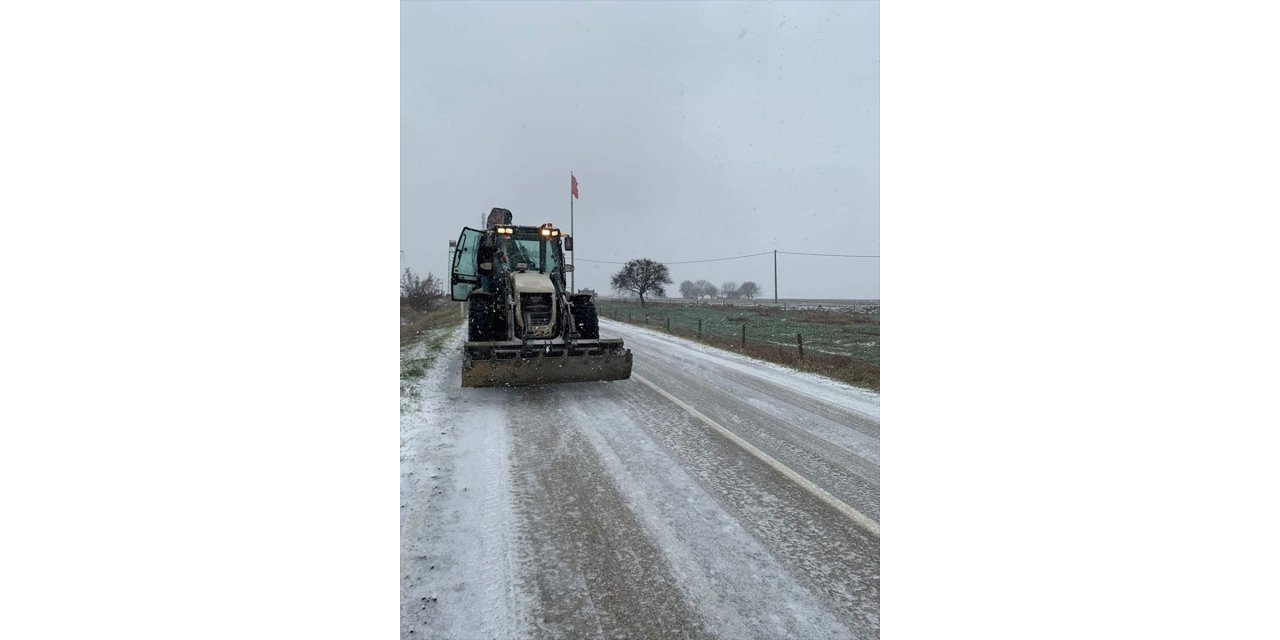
xmin=576 ymin=249 xmax=877 ymax=265
xmin=667 ymin=251 xmax=774 ymax=264
xmin=778 ymin=251 xmax=880 ymax=258
xmin=581 ymin=248 xmax=768 ymax=263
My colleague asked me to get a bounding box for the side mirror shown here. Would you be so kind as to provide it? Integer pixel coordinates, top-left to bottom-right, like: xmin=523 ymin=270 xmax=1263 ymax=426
xmin=563 ymin=236 xmax=573 ymax=251
xmin=564 ymin=264 xmax=574 ymax=273
xmin=479 ymin=262 xmax=492 ymax=271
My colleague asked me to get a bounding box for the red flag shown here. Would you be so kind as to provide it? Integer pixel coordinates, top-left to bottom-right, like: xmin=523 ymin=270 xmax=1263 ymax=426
xmin=571 ymin=174 xmax=579 ymax=199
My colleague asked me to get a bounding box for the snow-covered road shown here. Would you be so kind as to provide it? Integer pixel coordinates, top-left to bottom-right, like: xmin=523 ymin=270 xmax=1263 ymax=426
xmin=401 ymin=319 xmax=880 ymax=639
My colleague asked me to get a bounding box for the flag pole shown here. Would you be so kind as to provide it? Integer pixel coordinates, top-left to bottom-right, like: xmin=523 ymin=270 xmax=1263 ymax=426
xmin=570 ymin=171 xmax=575 ymax=294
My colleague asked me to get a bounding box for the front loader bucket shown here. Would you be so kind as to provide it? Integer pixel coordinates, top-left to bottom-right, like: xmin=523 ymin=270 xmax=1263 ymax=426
xmin=462 ymin=339 xmax=633 ymax=388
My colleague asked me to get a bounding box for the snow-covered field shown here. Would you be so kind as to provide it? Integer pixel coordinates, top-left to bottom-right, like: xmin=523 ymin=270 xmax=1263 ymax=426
xmin=401 ymin=320 xmax=880 ymax=639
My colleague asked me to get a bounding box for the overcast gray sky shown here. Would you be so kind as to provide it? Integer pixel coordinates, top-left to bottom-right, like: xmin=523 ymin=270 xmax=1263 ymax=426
xmin=402 ymin=0 xmax=878 ymax=300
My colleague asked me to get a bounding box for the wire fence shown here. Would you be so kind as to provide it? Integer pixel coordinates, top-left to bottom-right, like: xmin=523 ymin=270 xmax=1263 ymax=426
xmin=596 ymin=301 xmax=879 ymax=365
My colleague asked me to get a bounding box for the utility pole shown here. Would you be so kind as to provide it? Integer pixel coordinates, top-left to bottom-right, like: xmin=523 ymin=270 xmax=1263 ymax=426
xmin=773 ymin=249 xmax=778 ymax=303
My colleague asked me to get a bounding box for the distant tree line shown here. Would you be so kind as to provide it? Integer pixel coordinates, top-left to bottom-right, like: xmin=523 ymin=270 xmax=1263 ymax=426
xmin=678 ymin=279 xmax=761 ymax=300
xmin=607 ymin=259 xmax=761 ymax=306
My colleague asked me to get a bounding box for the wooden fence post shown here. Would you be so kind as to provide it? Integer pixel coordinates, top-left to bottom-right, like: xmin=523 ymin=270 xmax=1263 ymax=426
xmin=741 ymin=324 xmax=746 ymax=348
xmin=698 ymin=318 xmax=702 ymax=338
xmin=666 ymin=317 xmax=670 ymax=332
xmin=797 ymin=333 xmax=804 ymax=360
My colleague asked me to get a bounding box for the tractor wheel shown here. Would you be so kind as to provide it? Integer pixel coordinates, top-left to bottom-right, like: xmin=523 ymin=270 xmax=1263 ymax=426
xmin=488 ymin=303 xmax=508 ymax=341
xmin=468 ymin=296 xmax=494 ymax=341
xmin=572 ymin=298 xmax=599 ymax=339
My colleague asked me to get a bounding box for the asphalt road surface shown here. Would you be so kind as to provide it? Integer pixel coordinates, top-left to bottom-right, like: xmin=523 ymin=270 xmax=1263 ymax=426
xmin=401 ymin=318 xmax=880 ymax=639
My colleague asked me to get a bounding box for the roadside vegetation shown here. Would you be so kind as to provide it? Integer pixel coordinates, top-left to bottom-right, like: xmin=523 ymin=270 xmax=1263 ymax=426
xmin=595 ymin=299 xmax=879 ymax=391
xmin=401 ymin=268 xmax=462 ymax=408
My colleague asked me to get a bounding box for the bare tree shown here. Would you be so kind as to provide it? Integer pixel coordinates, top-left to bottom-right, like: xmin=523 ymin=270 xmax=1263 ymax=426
xmin=401 ymin=267 xmax=444 ymax=310
xmin=679 ymin=280 xmax=696 ymax=299
xmin=610 ymin=259 xmax=672 ymax=307
xmin=693 ymin=279 xmax=715 ymax=300
xmin=738 ymin=281 xmax=761 ymax=299
xmin=721 ymin=282 xmax=739 ymax=299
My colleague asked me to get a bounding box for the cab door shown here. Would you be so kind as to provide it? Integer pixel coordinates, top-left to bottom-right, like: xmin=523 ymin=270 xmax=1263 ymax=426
xmin=450 ymin=227 xmax=484 ymax=301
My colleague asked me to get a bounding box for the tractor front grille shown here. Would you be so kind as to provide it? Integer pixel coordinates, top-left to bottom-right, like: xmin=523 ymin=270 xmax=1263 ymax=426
xmin=520 ymin=293 xmax=554 ymax=327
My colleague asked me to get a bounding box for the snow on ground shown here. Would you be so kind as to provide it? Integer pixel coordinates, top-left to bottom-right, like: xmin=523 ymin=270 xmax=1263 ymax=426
xmin=401 ymin=320 xmax=879 ymax=639
xmin=400 ymin=325 xmax=530 ymax=638
xmin=601 ymin=318 xmax=880 ymax=421
xmin=563 ymin=394 xmax=863 ymax=638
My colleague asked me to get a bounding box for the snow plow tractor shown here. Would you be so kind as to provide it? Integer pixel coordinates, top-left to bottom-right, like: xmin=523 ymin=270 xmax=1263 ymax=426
xmin=450 ymin=208 xmax=632 ymax=388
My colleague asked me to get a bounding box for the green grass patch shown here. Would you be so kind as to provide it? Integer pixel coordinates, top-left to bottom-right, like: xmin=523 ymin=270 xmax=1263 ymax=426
xmin=400 ymin=302 xmax=464 ymax=410
xmin=595 ymin=299 xmax=880 ymax=391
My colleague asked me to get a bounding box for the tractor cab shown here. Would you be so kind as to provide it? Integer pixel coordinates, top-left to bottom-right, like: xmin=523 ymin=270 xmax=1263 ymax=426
xmin=488 ymin=224 xmax=567 ymax=276
xmin=452 ymin=222 xmax=571 ymax=301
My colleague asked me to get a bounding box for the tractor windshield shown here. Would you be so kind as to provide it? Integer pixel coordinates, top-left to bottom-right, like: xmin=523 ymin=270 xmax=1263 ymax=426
xmin=497 ymin=233 xmax=563 ymax=274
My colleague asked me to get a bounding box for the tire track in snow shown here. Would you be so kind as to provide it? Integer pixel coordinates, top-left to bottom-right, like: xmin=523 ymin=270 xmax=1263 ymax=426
xmin=505 ymin=386 xmax=708 ymax=639
xmin=402 ymin=318 xmax=880 ymax=638
xmin=569 ymin=379 xmax=881 ymax=637
xmin=632 ymin=372 xmax=879 ymax=537
xmin=605 ymin=319 xmax=880 ymax=521
xmin=562 ymin=387 xmax=865 ymax=639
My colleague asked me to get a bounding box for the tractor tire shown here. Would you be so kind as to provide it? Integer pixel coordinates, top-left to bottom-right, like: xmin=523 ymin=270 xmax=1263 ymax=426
xmin=468 ymin=296 xmax=495 ymax=341
xmin=572 ymin=298 xmax=600 ymax=339
xmin=488 ymin=303 xmax=508 ymax=341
